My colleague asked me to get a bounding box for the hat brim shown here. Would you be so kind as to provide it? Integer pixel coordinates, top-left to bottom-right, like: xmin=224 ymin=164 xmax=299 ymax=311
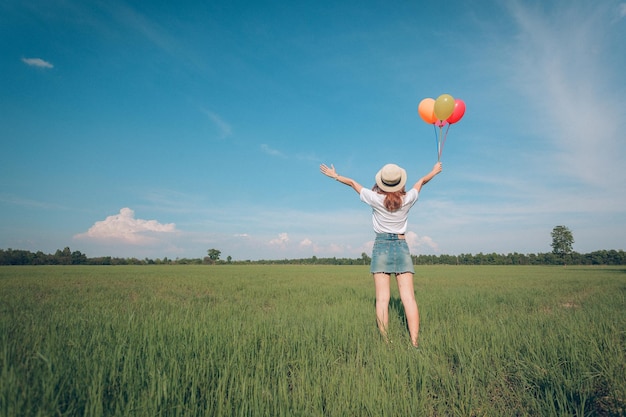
xmin=375 ymin=167 xmax=407 ymax=192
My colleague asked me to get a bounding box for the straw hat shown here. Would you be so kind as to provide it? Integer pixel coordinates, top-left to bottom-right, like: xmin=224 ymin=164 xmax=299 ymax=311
xmin=375 ymin=163 xmax=407 ymax=192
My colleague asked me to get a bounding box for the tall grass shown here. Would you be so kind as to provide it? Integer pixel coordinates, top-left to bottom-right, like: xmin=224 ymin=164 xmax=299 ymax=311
xmin=1 ymin=265 xmax=624 ymax=416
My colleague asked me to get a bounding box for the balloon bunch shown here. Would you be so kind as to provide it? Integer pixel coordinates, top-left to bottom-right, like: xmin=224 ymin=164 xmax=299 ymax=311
xmin=418 ymin=94 xmax=466 ymax=161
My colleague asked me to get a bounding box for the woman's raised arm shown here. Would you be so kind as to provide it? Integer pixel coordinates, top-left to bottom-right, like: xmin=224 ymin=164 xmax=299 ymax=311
xmin=412 ymin=162 xmax=442 ymax=192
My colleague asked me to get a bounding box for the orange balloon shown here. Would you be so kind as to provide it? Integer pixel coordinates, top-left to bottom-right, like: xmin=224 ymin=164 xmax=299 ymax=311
xmin=418 ymin=98 xmax=437 ymax=124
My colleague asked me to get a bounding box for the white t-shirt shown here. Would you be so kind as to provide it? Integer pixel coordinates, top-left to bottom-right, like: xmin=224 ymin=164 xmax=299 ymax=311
xmin=359 ymin=188 xmax=419 ymax=234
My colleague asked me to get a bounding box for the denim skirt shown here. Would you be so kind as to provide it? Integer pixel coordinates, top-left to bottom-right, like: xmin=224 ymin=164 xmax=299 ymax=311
xmin=370 ymin=233 xmax=415 ymax=274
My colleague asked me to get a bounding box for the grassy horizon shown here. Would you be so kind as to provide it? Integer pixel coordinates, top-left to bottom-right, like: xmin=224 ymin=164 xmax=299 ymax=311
xmin=1 ymin=265 xmax=625 ymax=416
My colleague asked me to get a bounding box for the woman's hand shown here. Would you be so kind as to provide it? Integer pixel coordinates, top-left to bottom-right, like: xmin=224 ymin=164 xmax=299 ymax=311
xmin=320 ymin=164 xmax=363 ymax=194
xmin=320 ymin=164 xmax=338 ymax=180
xmin=414 ymin=162 xmax=442 ymax=191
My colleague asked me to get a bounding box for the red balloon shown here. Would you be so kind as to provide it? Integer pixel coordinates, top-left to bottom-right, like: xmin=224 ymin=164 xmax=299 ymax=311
xmin=446 ymin=99 xmax=466 ymax=124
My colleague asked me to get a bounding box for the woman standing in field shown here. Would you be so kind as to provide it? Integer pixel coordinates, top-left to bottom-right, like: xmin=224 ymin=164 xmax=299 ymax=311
xmin=320 ymin=161 xmax=442 ymax=347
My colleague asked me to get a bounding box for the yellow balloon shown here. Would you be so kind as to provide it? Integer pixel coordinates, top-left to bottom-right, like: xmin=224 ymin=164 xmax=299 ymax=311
xmin=434 ymin=94 xmax=455 ymax=120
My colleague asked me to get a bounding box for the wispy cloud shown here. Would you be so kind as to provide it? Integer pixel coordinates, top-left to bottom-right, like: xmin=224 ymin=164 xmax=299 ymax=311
xmin=260 ymin=144 xmax=320 ymax=161
xmin=106 ymin=2 xmax=178 ymax=55
xmin=260 ymin=144 xmax=286 ymax=158
xmin=504 ymin=2 xmax=625 ymax=187
xmin=22 ymin=57 xmax=53 ymax=68
xmin=203 ymin=109 xmax=232 ymax=139
xmin=619 ymin=3 xmax=626 ymax=19
xmin=0 ymin=193 xmax=67 ymax=210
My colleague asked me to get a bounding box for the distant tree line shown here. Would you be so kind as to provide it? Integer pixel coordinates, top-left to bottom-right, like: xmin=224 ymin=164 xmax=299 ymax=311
xmin=411 ymin=251 xmax=626 ymax=266
xmin=1 ymin=247 xmax=625 ymax=266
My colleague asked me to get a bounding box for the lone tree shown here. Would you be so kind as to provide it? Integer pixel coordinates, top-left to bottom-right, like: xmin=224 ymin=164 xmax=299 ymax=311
xmin=206 ymin=248 xmax=221 ymax=264
xmin=551 ymin=225 xmax=574 ymax=266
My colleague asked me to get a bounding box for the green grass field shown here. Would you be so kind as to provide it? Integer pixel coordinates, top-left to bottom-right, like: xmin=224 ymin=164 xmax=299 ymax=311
xmin=1 ymin=265 xmax=625 ymax=416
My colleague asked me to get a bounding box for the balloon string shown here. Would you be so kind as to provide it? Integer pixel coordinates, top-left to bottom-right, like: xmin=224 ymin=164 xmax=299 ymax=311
xmin=433 ymin=124 xmax=439 ymax=160
xmin=435 ymin=127 xmax=441 ymax=161
xmin=437 ymin=125 xmax=443 ymax=162
xmin=440 ymin=123 xmax=451 ymax=158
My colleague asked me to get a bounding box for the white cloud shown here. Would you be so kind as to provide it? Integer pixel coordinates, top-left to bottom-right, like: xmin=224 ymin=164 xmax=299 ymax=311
xmin=619 ymin=3 xmax=626 ymax=19
xmin=406 ymin=231 xmax=439 ymax=253
xmin=22 ymin=57 xmax=53 ymax=68
xmin=327 ymin=243 xmax=344 ymax=254
xmin=268 ymin=232 xmax=289 ymax=247
xmin=74 ymin=208 xmax=176 ymax=245
xmin=299 ymin=238 xmax=313 ymax=247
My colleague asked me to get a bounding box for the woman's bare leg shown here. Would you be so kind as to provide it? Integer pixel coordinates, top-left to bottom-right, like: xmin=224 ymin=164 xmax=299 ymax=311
xmin=373 ymin=273 xmax=391 ymax=342
xmin=396 ymin=272 xmax=419 ymax=347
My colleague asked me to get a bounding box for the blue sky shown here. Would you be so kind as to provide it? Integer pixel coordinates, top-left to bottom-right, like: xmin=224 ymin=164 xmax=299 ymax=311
xmin=1 ymin=0 xmax=625 ymax=261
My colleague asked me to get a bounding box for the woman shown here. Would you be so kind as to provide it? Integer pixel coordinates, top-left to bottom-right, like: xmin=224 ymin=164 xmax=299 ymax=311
xmin=320 ymin=161 xmax=442 ymax=347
